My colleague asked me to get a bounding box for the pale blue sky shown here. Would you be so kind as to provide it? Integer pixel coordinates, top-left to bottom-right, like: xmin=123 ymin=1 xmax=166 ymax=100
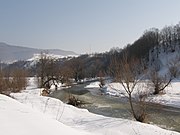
xmin=0 ymin=0 xmax=180 ymax=54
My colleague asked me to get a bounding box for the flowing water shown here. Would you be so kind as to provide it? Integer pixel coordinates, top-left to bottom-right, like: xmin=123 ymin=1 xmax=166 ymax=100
xmin=50 ymin=82 xmax=180 ymax=132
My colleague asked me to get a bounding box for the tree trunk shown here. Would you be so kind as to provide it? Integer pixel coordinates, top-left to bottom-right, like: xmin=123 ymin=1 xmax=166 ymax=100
xmin=128 ymin=94 xmax=136 ymax=120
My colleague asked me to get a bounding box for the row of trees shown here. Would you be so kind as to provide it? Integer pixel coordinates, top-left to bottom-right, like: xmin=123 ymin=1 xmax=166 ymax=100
xmin=5 ymin=22 xmax=180 ymax=89
xmin=1 ymin=52 xmax=110 ymax=90
xmin=36 ymin=53 xmax=110 ymax=89
xmin=0 ymin=68 xmax=27 ymax=94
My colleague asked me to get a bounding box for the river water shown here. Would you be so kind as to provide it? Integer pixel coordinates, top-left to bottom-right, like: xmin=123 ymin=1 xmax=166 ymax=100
xmin=50 ymin=82 xmax=180 ymax=132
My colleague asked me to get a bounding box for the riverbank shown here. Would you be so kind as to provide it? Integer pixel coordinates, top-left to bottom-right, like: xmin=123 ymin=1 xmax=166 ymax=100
xmin=7 ymin=77 xmax=180 ymax=135
xmin=0 ymin=94 xmax=92 ymax=135
xmin=87 ymin=79 xmax=180 ymax=108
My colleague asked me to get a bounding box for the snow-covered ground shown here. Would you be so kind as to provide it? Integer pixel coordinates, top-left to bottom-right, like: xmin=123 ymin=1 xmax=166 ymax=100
xmin=85 ymin=81 xmax=101 ymax=88
xmin=0 ymin=94 xmax=92 ymax=135
xmin=149 ymin=79 xmax=180 ymax=108
xmin=87 ymin=79 xmax=180 ymax=108
xmin=2 ymin=77 xmax=178 ymax=135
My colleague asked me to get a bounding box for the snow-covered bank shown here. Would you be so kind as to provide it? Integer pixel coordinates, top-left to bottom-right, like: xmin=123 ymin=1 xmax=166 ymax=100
xmin=88 ymin=79 xmax=180 ymax=108
xmin=85 ymin=81 xmax=101 ymax=88
xmin=8 ymin=78 xmax=180 ymax=135
xmin=149 ymin=80 xmax=180 ymax=108
xmin=0 ymin=94 xmax=92 ymax=135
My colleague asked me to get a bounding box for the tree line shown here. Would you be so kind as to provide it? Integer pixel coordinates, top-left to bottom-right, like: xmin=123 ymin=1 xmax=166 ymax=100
xmin=1 ymin=23 xmax=180 ymax=89
xmin=2 ymin=23 xmax=180 ymax=89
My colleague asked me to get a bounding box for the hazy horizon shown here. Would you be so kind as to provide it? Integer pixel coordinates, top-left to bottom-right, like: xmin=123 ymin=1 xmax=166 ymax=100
xmin=1 ymin=0 xmax=180 ymax=54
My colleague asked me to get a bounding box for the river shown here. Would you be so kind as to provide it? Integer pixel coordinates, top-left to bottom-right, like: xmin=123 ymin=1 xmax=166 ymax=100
xmin=50 ymin=81 xmax=180 ymax=132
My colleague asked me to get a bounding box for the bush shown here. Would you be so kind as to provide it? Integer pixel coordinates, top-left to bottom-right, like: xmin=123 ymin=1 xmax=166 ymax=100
xmin=67 ymin=95 xmax=83 ymax=107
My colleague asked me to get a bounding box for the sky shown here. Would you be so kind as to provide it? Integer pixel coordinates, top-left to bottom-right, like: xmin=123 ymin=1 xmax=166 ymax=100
xmin=0 ymin=0 xmax=180 ymax=54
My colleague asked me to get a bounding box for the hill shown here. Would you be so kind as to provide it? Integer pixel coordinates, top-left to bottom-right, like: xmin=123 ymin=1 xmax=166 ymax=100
xmin=0 ymin=42 xmax=77 ymax=62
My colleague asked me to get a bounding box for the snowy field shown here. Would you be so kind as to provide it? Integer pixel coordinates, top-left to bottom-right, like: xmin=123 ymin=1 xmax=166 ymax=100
xmin=0 ymin=77 xmax=178 ymax=135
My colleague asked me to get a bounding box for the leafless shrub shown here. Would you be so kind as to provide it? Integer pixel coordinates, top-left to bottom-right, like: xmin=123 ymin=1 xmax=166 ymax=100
xmin=40 ymin=89 xmax=50 ymax=96
xmin=149 ymin=69 xmax=172 ymax=95
xmin=134 ymin=89 xmax=148 ymax=122
xmin=168 ymin=55 xmax=180 ymax=78
xmin=67 ymin=94 xmax=83 ymax=107
xmin=0 ymin=69 xmax=28 ymax=94
xmin=111 ymin=53 xmax=147 ymax=122
xmin=0 ymin=71 xmax=4 ymax=93
xmin=11 ymin=69 xmax=28 ymax=92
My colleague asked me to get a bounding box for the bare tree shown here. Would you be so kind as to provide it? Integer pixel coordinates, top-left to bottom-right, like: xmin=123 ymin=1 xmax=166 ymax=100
xmin=168 ymin=55 xmax=180 ymax=78
xmin=59 ymin=65 xmax=73 ymax=86
xmin=112 ymin=54 xmax=146 ymax=122
xmin=149 ymin=68 xmax=172 ymax=95
xmin=149 ymin=53 xmax=180 ymax=95
xmin=67 ymin=57 xmax=85 ymax=82
xmin=37 ymin=52 xmax=49 ymax=88
xmin=36 ymin=52 xmax=61 ymax=89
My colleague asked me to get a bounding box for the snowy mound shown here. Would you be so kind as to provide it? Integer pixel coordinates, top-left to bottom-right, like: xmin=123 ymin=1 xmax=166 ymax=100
xmin=0 ymin=94 xmax=92 ymax=135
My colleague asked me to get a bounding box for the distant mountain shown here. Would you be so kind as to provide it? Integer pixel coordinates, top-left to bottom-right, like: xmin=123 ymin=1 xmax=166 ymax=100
xmin=0 ymin=42 xmax=78 ymax=62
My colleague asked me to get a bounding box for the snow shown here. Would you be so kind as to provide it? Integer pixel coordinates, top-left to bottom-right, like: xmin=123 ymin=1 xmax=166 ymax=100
xmin=85 ymin=81 xmax=101 ymax=88
xmin=88 ymin=79 xmax=180 ymax=108
xmin=149 ymin=44 xmax=180 ymax=77
xmin=27 ymin=53 xmax=64 ymax=62
xmin=4 ymin=77 xmax=179 ymax=135
xmin=149 ymin=80 xmax=180 ymax=108
xmin=148 ymin=46 xmax=180 ymax=107
xmin=0 ymin=94 xmax=92 ymax=135
xmin=26 ymin=53 xmax=78 ymax=67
